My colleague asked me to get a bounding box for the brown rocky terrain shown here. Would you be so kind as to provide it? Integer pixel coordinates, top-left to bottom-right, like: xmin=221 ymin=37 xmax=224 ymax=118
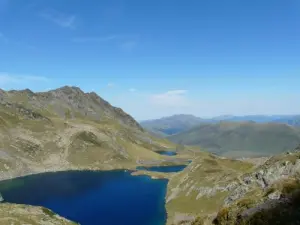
xmin=167 ymin=146 xmax=300 ymax=225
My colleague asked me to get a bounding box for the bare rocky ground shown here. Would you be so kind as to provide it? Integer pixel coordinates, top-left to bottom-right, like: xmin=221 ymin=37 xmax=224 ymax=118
xmin=0 ymin=203 xmax=77 ymax=225
xmin=166 ymin=148 xmax=300 ymax=225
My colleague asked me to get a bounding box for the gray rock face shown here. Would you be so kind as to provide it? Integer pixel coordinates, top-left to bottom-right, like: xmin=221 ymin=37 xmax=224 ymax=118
xmin=239 ymin=198 xmax=282 ymax=219
xmin=224 ymin=153 xmax=300 ymax=206
xmin=238 ymin=190 xmax=299 ymax=222
xmin=268 ymin=190 xmax=281 ymax=200
xmin=224 ymin=185 xmax=249 ymax=205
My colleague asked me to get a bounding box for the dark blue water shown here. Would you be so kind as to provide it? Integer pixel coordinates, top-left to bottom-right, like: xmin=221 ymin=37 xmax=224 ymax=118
xmin=137 ymin=165 xmax=186 ymax=173
xmin=156 ymin=151 xmax=177 ymax=156
xmin=0 ymin=170 xmax=168 ymax=225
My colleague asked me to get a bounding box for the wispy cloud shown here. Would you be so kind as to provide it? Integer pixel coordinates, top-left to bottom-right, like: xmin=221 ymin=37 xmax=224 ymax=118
xmin=121 ymin=41 xmax=137 ymax=51
xmin=0 ymin=73 xmax=49 ymax=86
xmin=71 ymin=34 xmax=139 ymax=52
xmin=107 ymin=83 xmax=115 ymax=88
xmin=72 ymin=35 xmax=118 ymax=43
xmin=0 ymin=32 xmax=36 ymax=50
xmin=129 ymin=88 xmax=137 ymax=92
xmin=40 ymin=9 xmax=76 ymax=29
xmin=0 ymin=32 xmax=8 ymax=43
xmin=165 ymin=90 xmax=188 ymax=95
xmin=150 ymin=90 xmax=190 ymax=107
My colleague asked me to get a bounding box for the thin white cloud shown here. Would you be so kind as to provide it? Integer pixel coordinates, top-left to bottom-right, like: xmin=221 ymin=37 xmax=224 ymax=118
xmin=40 ymin=9 xmax=76 ymax=29
xmin=129 ymin=88 xmax=137 ymax=92
xmin=150 ymin=89 xmax=190 ymax=108
xmin=0 ymin=73 xmax=49 ymax=86
xmin=0 ymin=32 xmax=8 ymax=43
xmin=121 ymin=41 xmax=137 ymax=51
xmin=107 ymin=83 xmax=115 ymax=88
xmin=0 ymin=32 xmax=35 ymax=49
xmin=165 ymin=90 xmax=187 ymax=95
xmin=72 ymin=35 xmax=117 ymax=43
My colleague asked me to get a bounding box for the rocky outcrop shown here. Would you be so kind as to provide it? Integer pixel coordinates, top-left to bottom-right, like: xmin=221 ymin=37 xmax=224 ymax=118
xmin=169 ymin=148 xmax=300 ymax=225
xmin=0 ymin=203 xmax=77 ymax=224
xmin=223 ymin=152 xmax=300 ymax=206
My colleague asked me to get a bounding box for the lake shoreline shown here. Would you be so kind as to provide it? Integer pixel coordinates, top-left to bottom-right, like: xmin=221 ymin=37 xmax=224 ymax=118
xmin=0 ymin=162 xmax=190 ymax=225
xmin=0 ymin=169 xmax=173 ymax=225
xmin=0 ymin=161 xmax=190 ymax=182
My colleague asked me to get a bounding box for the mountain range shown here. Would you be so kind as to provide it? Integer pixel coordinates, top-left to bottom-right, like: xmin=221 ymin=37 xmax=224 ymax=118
xmin=140 ymin=114 xmax=205 ymax=136
xmin=168 ymin=121 xmax=300 ymax=157
xmin=140 ymin=114 xmax=300 ymax=136
xmin=141 ymin=114 xmax=300 ymax=157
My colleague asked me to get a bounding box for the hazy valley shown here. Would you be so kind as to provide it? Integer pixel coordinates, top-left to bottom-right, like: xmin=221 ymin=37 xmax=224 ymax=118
xmin=142 ymin=115 xmax=300 ymax=158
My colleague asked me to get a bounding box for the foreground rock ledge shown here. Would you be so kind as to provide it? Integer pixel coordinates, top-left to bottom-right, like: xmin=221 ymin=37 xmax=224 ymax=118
xmin=0 ymin=203 xmax=78 ymax=225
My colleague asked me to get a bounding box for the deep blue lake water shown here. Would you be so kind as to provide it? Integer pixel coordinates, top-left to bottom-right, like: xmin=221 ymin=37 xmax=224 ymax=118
xmin=0 ymin=170 xmax=168 ymax=225
xmin=136 ymin=165 xmax=187 ymax=173
xmin=156 ymin=151 xmax=177 ymax=156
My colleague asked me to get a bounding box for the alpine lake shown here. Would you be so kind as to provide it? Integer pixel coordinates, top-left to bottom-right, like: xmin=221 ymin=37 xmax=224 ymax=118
xmin=0 ymin=150 xmax=189 ymax=225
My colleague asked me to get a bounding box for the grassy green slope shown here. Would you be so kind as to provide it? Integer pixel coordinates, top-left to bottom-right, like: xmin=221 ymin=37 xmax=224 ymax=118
xmin=0 ymin=87 xmax=177 ymax=181
xmin=168 ymin=147 xmax=300 ymax=225
xmin=166 ymin=152 xmax=254 ymax=224
xmin=168 ymin=122 xmax=300 ymax=157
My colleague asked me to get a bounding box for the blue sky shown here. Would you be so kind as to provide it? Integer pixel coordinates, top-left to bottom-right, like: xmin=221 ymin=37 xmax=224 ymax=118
xmin=0 ymin=0 xmax=299 ymax=120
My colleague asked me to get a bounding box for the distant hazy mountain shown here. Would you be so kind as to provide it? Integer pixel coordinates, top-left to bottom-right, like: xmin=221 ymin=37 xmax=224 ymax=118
xmin=141 ymin=114 xmax=300 ymax=136
xmin=168 ymin=121 xmax=300 ymax=157
xmin=272 ymin=115 xmax=300 ymax=126
xmin=140 ymin=114 xmax=206 ymax=136
xmin=211 ymin=115 xmax=300 ymax=123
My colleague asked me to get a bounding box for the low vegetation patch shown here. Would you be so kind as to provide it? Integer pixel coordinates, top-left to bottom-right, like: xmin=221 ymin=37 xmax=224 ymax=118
xmin=191 ymin=216 xmax=205 ymax=225
xmin=236 ymin=197 xmax=256 ymax=209
xmin=41 ymin=207 xmax=56 ymax=217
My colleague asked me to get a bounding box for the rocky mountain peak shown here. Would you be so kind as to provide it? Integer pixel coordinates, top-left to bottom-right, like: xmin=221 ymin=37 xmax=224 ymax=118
xmin=87 ymin=91 xmax=110 ymax=105
xmin=51 ymin=86 xmax=84 ymax=95
xmin=7 ymin=88 xmax=34 ymax=96
xmin=1 ymin=86 xmax=143 ymax=131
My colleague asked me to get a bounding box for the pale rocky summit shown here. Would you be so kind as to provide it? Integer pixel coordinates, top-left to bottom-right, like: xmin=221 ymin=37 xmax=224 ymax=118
xmin=0 ymin=86 xmax=173 ymax=181
xmin=1 ymin=86 xmax=142 ymax=130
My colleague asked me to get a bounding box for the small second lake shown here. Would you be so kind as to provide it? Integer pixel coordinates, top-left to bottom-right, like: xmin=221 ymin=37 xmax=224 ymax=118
xmin=136 ymin=165 xmax=187 ymax=173
xmin=156 ymin=151 xmax=177 ymax=156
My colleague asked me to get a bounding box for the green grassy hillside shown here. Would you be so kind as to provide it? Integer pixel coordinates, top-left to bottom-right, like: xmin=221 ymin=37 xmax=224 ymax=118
xmin=167 ymin=147 xmax=300 ymax=225
xmin=168 ymin=122 xmax=300 ymax=157
xmin=0 ymin=86 xmax=176 ymax=180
